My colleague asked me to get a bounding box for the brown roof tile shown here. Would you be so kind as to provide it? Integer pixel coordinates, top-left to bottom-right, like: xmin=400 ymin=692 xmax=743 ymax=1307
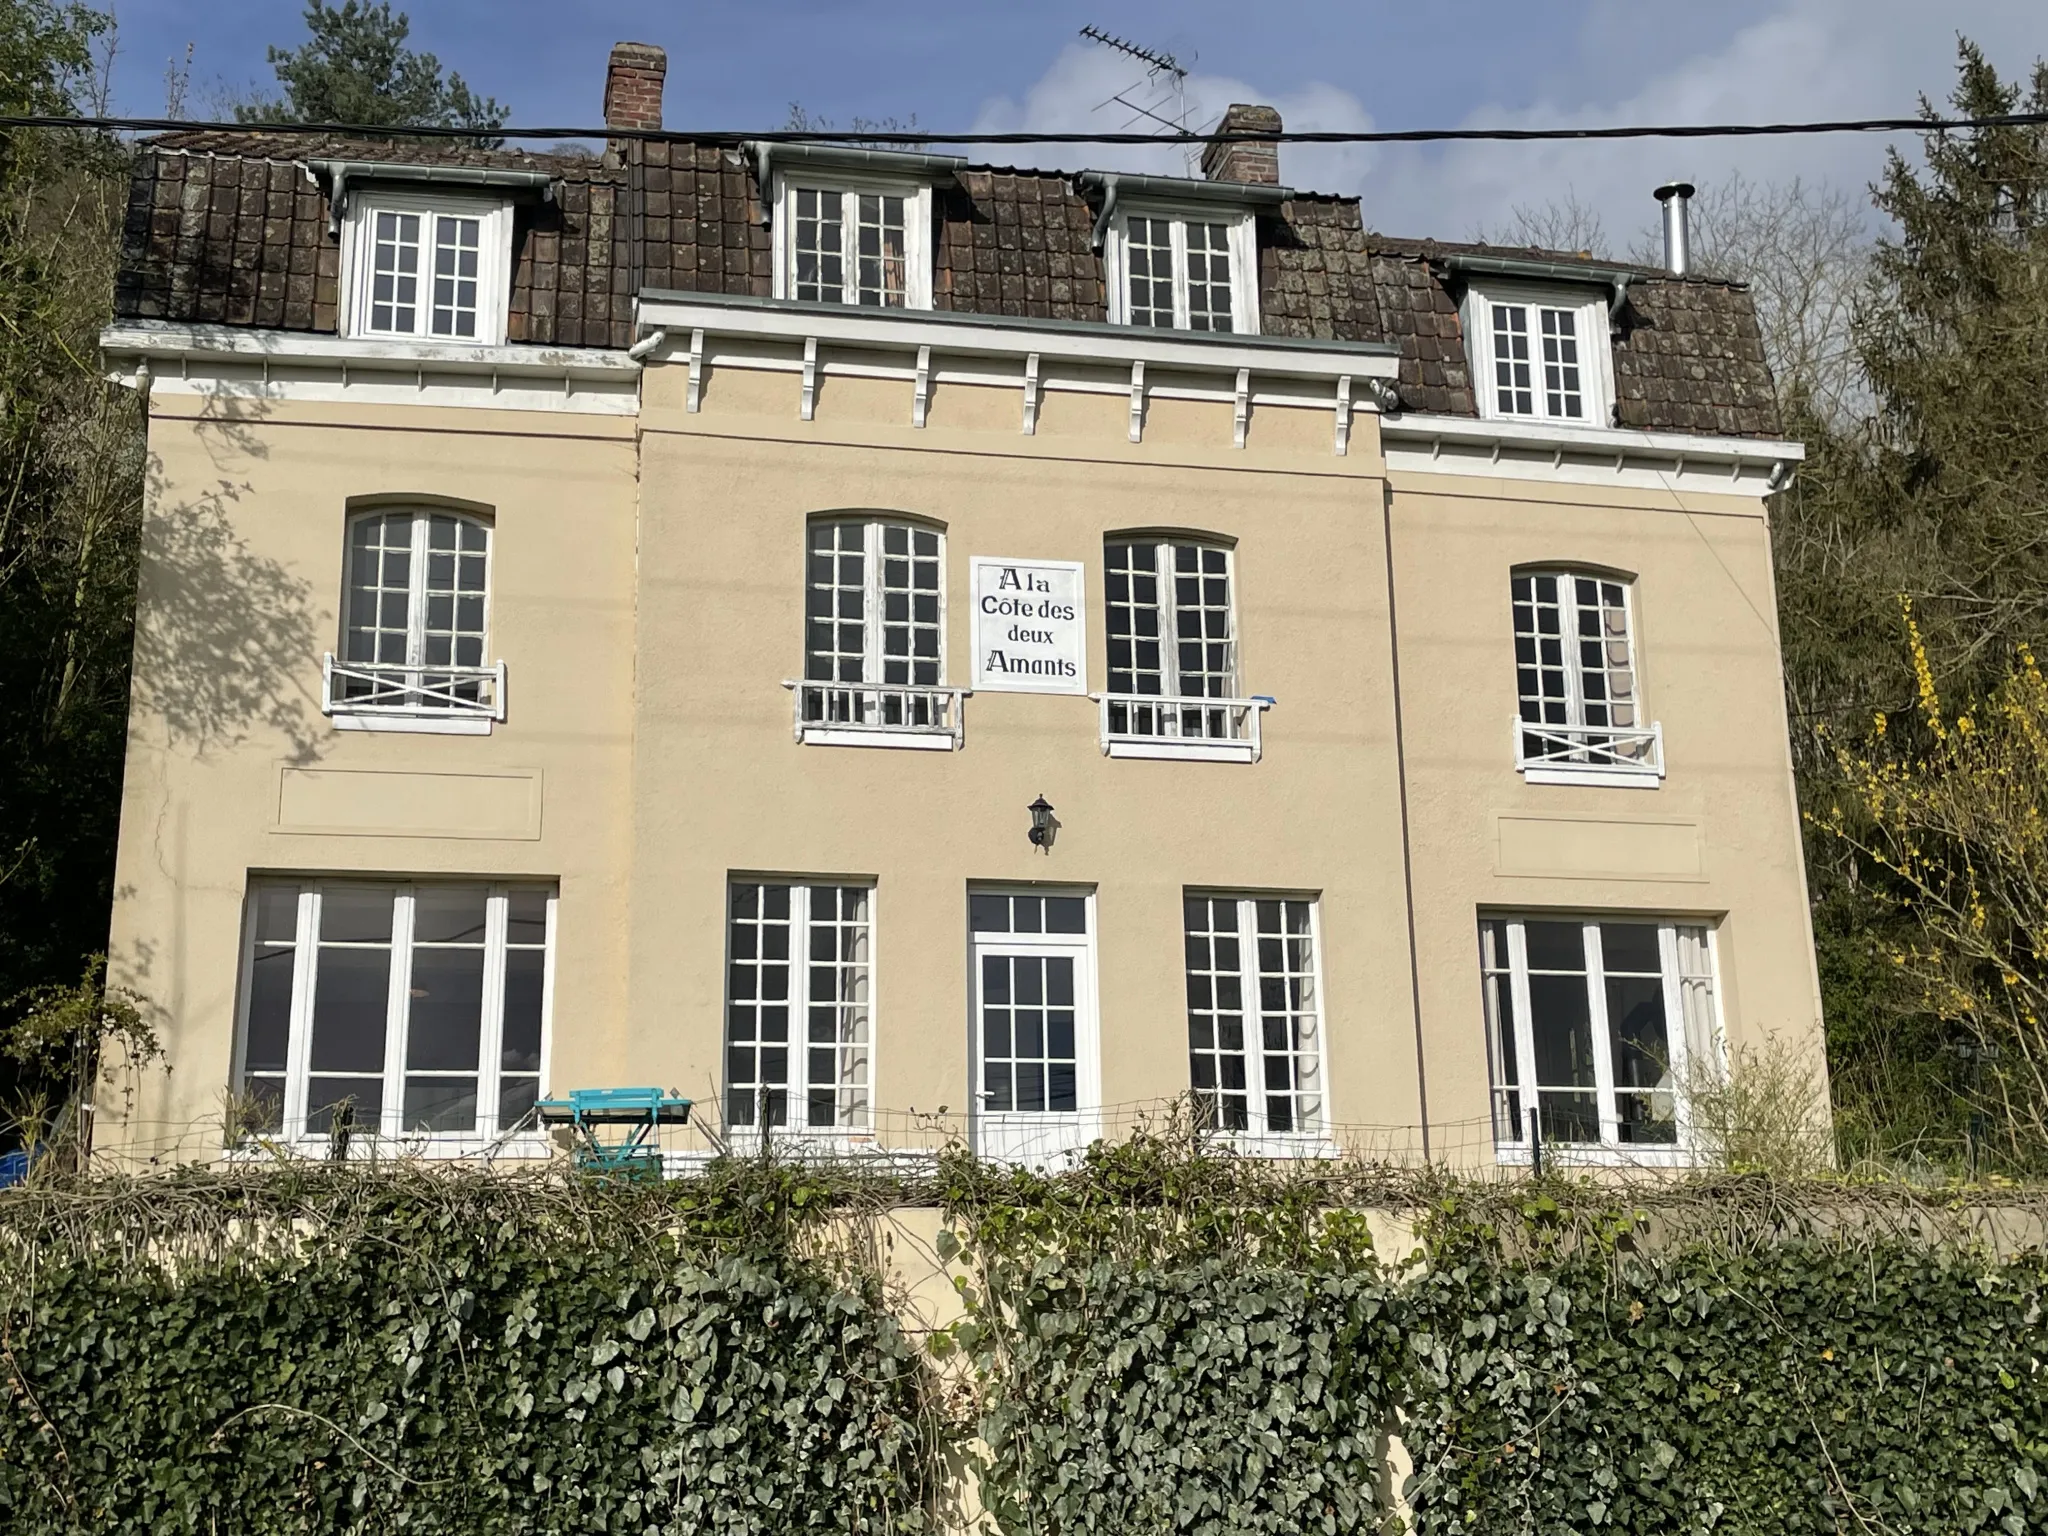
xmin=115 ymin=132 xmax=1780 ymax=437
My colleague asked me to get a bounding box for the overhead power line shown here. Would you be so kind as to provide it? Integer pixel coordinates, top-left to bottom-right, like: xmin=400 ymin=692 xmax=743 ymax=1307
xmin=4 ymin=109 xmax=2047 ymax=146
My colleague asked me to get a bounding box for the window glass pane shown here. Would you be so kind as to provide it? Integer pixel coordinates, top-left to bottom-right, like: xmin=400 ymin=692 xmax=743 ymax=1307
xmin=416 ymin=516 xmax=491 ymax=708
xmin=724 ymin=882 xmax=869 ymax=1131
xmin=368 ymin=209 xmax=420 ymax=333
xmin=1185 ymin=897 xmax=1248 ymax=1131
xmin=804 ymin=886 xmax=870 ymax=1130
xmin=970 ymin=893 xmax=1011 ymax=933
xmin=244 ymin=945 xmax=296 ymax=1075
xmin=1254 ymin=900 xmax=1320 ymax=1134
xmin=1043 ymin=896 xmax=1086 ymax=934
xmin=405 ymin=947 xmax=485 ymax=1072
xmin=792 ymin=186 xmax=845 ymax=303
xmin=1170 ymin=542 xmax=1235 ymax=703
xmin=1491 ymin=303 xmax=1534 ymax=415
xmin=412 ymin=884 xmax=488 ymax=945
xmin=309 ymin=946 xmax=389 ymax=1073
xmin=404 ymin=1076 xmax=479 ymax=1133
xmin=1184 ymin=221 xmax=1234 ymax=332
xmin=342 ymin=514 xmax=416 ymax=691
xmin=1104 ymin=542 xmax=1164 ymax=732
xmin=1478 ymin=920 xmax=1522 ymax=1143
xmin=306 ymin=1077 xmax=381 ymax=1134
xmin=854 ymin=193 xmax=907 ymax=307
xmin=501 ymin=948 xmax=545 ymax=1074
xmin=430 ymin=214 xmax=482 ymax=338
xmin=1539 ymin=307 xmax=1583 ymax=419
xmin=506 ymin=889 xmax=549 ymax=948
xmin=877 ymin=520 xmax=943 ymax=689
xmin=803 ymin=521 xmax=867 ymax=691
xmin=1125 ymin=216 xmax=1174 ymax=327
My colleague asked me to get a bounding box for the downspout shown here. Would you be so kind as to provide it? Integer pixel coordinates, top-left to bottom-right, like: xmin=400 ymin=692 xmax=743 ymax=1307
xmin=1380 ymin=483 xmax=1433 ymax=1162
xmin=627 ymin=329 xmax=667 ymax=361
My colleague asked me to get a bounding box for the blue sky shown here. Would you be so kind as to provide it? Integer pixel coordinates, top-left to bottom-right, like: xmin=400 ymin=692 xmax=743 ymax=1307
xmin=107 ymin=0 xmax=2046 ymax=242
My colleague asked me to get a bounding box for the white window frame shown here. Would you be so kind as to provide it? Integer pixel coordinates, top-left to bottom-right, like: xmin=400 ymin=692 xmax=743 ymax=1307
xmin=1183 ymin=892 xmax=1330 ymax=1154
xmin=793 ymin=516 xmax=961 ymax=750
xmin=1463 ymin=281 xmax=1612 ymax=426
xmin=721 ymin=877 xmax=877 ymax=1147
xmin=1510 ymin=567 xmax=1662 ymax=787
xmin=340 ymin=191 xmax=514 ymax=345
xmin=1479 ymin=914 xmax=1724 ymax=1167
xmin=968 ymin=886 xmax=1101 ymax=1167
xmin=231 ymin=880 xmax=556 ymax=1153
xmin=1104 ymin=207 xmax=1260 ymax=334
xmin=1100 ymin=536 xmax=1267 ymax=763
xmin=772 ymin=172 xmax=934 ymax=310
xmin=326 ymin=505 xmax=502 ymax=735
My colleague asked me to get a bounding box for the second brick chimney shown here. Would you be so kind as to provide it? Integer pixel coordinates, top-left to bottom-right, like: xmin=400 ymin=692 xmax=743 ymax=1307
xmin=603 ymin=41 xmax=667 ymax=133
xmin=1201 ymin=104 xmax=1283 ymax=185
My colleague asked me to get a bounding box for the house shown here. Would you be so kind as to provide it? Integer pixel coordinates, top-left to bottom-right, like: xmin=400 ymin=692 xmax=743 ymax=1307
xmin=95 ymin=42 xmax=1818 ymax=1170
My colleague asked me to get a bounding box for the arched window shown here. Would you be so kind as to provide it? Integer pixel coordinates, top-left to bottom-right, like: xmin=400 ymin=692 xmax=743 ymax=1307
xmin=1511 ymin=568 xmax=1660 ymax=784
xmin=1101 ymin=535 xmax=1264 ymax=761
xmin=795 ymin=515 xmax=956 ymax=747
xmin=326 ymin=506 xmax=500 ymax=731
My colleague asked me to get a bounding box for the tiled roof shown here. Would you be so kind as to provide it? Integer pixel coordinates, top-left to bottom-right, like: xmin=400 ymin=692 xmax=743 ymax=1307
xmin=114 ymin=133 xmax=1781 ymax=437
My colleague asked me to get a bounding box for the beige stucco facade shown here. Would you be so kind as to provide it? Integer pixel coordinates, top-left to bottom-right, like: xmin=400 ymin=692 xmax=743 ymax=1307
xmin=97 ymin=305 xmax=1822 ymax=1172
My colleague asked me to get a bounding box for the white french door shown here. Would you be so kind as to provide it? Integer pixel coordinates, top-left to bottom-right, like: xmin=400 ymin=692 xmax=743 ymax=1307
xmin=968 ymin=888 xmax=1098 ymax=1165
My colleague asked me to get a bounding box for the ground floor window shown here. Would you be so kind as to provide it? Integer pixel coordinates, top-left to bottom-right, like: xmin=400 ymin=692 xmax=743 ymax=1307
xmin=236 ymin=879 xmax=552 ymax=1140
xmin=1479 ymin=915 xmax=1719 ymax=1155
xmin=724 ymin=879 xmax=872 ymax=1133
xmin=1184 ymin=894 xmax=1323 ymax=1137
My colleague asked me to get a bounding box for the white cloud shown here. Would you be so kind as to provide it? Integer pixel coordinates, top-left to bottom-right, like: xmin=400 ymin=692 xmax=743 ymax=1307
xmin=973 ymin=0 xmax=2045 ymax=247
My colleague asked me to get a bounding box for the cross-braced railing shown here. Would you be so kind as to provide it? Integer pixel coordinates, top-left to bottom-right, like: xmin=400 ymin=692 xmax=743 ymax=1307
xmin=323 ymin=654 xmax=506 ymax=721
xmin=1513 ymin=718 xmax=1664 ymax=777
xmin=788 ymin=680 xmax=968 ymax=749
xmin=1100 ymin=693 xmax=1269 ymax=761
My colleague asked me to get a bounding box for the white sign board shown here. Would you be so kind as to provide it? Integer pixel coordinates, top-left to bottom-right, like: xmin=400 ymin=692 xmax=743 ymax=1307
xmin=970 ymin=557 xmax=1088 ymax=695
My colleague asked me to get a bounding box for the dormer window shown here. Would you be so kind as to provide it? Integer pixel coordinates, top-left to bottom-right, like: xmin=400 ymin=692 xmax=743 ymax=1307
xmin=1464 ymin=284 xmax=1611 ymax=425
xmin=774 ymin=179 xmax=934 ymax=310
xmin=1106 ymin=210 xmax=1258 ymax=333
xmin=343 ymin=193 xmax=513 ymax=345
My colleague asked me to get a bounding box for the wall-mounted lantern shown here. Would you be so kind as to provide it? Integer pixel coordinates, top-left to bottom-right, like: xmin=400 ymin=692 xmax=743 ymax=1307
xmin=1027 ymin=795 xmax=1057 ymax=852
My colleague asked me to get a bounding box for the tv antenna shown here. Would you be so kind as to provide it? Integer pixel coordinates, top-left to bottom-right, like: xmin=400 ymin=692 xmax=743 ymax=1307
xmin=1080 ymin=24 xmax=1203 ymax=173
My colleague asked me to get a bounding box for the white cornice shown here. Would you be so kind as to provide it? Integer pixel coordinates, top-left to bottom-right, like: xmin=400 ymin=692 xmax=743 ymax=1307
xmin=99 ymin=322 xmax=640 ymax=415
xmin=633 ymin=293 xmax=1403 ymax=383
xmin=1381 ymin=411 xmax=1803 ymax=498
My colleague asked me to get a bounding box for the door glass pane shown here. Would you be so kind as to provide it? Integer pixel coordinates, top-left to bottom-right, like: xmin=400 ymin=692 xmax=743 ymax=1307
xmin=309 ymin=946 xmax=389 ymax=1072
xmin=1185 ymin=897 xmax=1248 ymax=1131
xmin=981 ymin=954 xmax=1078 ymax=1115
xmin=1522 ymin=920 xmax=1598 ymax=1143
xmin=1603 ymin=923 xmax=1676 ymax=1144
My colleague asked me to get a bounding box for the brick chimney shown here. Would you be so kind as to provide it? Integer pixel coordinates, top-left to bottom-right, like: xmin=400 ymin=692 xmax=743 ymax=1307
xmin=1202 ymin=104 xmax=1282 ymax=185
xmin=603 ymin=41 xmax=667 ymax=133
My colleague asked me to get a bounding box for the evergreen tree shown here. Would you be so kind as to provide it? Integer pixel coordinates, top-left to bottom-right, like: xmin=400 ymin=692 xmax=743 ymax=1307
xmin=235 ymin=1 xmax=505 ymax=131
xmin=1779 ymin=43 xmax=2048 ymax=1170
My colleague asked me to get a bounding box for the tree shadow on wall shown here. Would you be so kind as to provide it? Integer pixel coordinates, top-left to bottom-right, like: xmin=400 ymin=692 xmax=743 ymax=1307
xmin=130 ymin=389 xmax=325 ymax=766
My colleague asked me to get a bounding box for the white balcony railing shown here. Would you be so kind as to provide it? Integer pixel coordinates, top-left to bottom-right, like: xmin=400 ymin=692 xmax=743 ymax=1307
xmin=1513 ymin=717 xmax=1664 ymax=786
xmin=322 ymin=654 xmax=506 ymax=734
xmin=787 ymin=680 xmax=968 ymax=750
xmin=1099 ymin=693 xmax=1270 ymax=763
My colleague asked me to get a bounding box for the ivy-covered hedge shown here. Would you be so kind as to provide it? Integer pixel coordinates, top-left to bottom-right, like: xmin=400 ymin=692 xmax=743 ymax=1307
xmin=4 ymin=1146 xmax=2046 ymax=1536
xmin=0 ymin=1166 xmax=939 ymax=1536
xmin=1402 ymin=1213 xmax=2048 ymax=1536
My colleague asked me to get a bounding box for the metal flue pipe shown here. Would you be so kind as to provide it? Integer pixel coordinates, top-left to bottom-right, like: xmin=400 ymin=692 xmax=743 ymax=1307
xmin=1653 ymin=180 xmax=1696 ymax=275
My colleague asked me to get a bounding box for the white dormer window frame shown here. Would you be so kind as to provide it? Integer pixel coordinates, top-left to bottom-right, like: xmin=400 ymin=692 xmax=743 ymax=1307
xmin=340 ymin=191 xmax=514 ymax=346
xmin=1462 ymin=281 xmax=1613 ymax=426
xmin=1105 ymin=206 xmax=1259 ymax=335
xmin=771 ymin=172 xmax=934 ymax=311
